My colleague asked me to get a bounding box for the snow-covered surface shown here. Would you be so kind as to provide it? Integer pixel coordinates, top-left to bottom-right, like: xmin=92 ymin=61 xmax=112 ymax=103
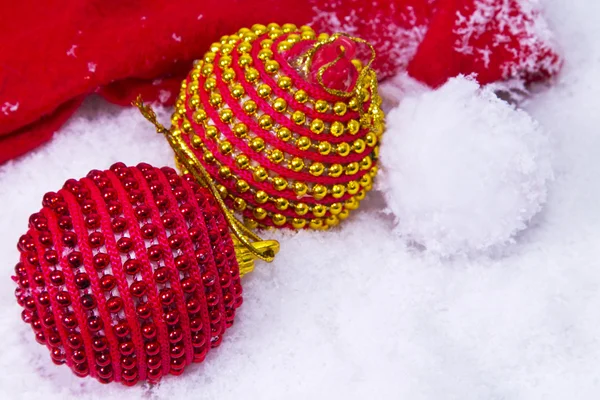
xmin=1 ymin=1 xmax=600 ymax=398
xmin=379 ymin=75 xmax=553 ymax=256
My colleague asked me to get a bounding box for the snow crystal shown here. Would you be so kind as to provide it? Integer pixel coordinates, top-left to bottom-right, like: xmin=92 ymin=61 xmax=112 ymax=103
xmin=172 ymin=33 xmax=182 ymax=42
xmin=1 ymin=102 xmax=19 ymax=115
xmin=66 ymin=45 xmax=77 ymax=58
xmin=87 ymin=62 xmax=96 ymax=73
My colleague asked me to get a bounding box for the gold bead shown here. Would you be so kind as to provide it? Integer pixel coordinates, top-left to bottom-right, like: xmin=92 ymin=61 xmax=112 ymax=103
xmin=238 ymin=41 xmax=253 ymax=54
xmin=338 ymin=209 xmax=350 ymax=220
xmin=189 ymin=95 xmax=200 ymax=109
xmin=347 ymin=181 xmax=360 ymax=195
xmin=318 ymin=142 xmax=331 ymax=155
xmin=250 ymin=137 xmax=265 ymax=152
xmin=336 ymin=142 xmax=350 ymax=156
xmin=253 ymin=166 xmax=268 ymax=181
xmin=282 ymin=23 xmax=297 ymax=33
xmin=345 ymin=197 xmax=359 ymax=210
xmin=267 ymin=22 xmax=280 ymax=31
xmin=253 ymin=207 xmax=267 ymax=220
xmin=235 ymin=179 xmax=250 ymax=193
xmin=360 ymin=156 xmax=373 ymax=170
xmin=269 ymin=149 xmax=284 ymax=164
xmin=277 ymin=41 xmax=291 ymax=51
xmin=312 ymin=184 xmax=327 ymax=200
xmin=219 ymin=109 xmax=234 ymax=124
xmin=187 ymin=81 xmax=199 ymax=94
xmin=286 ymin=33 xmax=301 ymax=43
xmin=370 ymin=165 xmax=379 ymax=177
xmin=204 ymin=151 xmax=215 ymax=163
xmin=317 ymin=33 xmax=329 ymax=41
xmin=210 ymin=42 xmax=221 ymax=52
xmin=217 ymin=184 xmax=229 ymax=199
xmin=329 ymin=203 xmax=343 ymax=215
xmin=273 ymin=98 xmax=287 ymax=113
xmin=348 ymin=97 xmax=359 ymax=111
xmin=294 ymin=90 xmax=308 ymax=103
xmin=331 ymin=184 xmax=345 ymax=198
xmin=360 ymin=88 xmax=370 ymax=102
xmin=333 ymin=102 xmax=347 ymax=116
xmin=265 ymin=60 xmax=280 ymax=74
xmin=365 ymin=132 xmax=377 ymax=147
xmin=191 ymin=135 xmax=202 ymax=148
xmin=235 ymin=154 xmax=250 ymax=169
xmin=346 ymin=162 xmax=359 ymax=175
xmin=330 ymin=121 xmax=344 ymax=137
xmin=277 ymin=127 xmax=292 ymax=142
xmin=201 ymin=64 xmax=213 ymax=77
xmin=315 ymin=100 xmax=329 ymax=113
xmin=292 ymin=110 xmax=306 ymax=125
xmin=295 ymin=203 xmax=309 ymax=216
xmin=218 ymin=56 xmax=232 ymax=69
xmin=221 ymin=43 xmax=234 ymax=55
xmin=219 ymin=141 xmax=233 ymax=155
xmin=233 ymin=197 xmax=247 ymax=211
xmin=191 ymin=68 xmax=202 ymax=81
xmin=301 ymin=30 xmax=316 ymax=40
xmin=356 ymin=189 xmax=367 ymax=200
xmin=310 ymin=119 xmax=324 ymax=134
xmin=231 ymin=84 xmax=245 ymax=99
xmin=244 ymin=216 xmax=259 ymax=229
xmin=255 ymin=190 xmax=269 ymax=204
xmin=182 ymin=119 xmax=192 ymax=133
xmin=359 ymin=174 xmax=372 ymax=187
xmin=252 ymin=24 xmax=267 ymax=35
xmin=293 ymin=182 xmax=308 ymax=196
xmin=204 ymin=52 xmax=216 ymax=63
xmin=309 ymin=163 xmax=324 ymax=176
xmin=260 ymin=39 xmax=273 ymax=49
xmin=313 ymin=204 xmax=326 ymax=217
xmin=289 ymin=157 xmax=304 ymax=172
xmin=258 ymin=114 xmax=274 ymax=130
xmin=325 ymin=215 xmax=340 ymax=227
xmin=309 ymin=218 xmax=324 ymax=229
xmin=233 ymin=123 xmax=248 ymax=138
xmin=272 ymin=214 xmax=287 ymax=226
xmin=238 ymin=54 xmax=253 ymax=67
xmin=329 ymin=164 xmax=343 ymax=177
xmin=353 ymin=139 xmax=366 ymax=153
xmin=257 ymin=83 xmax=272 ymax=98
xmin=209 ymin=93 xmax=223 ymax=107
xmin=292 ymin=218 xmax=306 ymax=229
xmin=296 ymin=136 xmax=311 ymax=151
xmin=347 ymin=119 xmax=360 ymax=135
xmin=278 ymin=76 xmax=292 ymax=90
xmin=245 ymin=68 xmax=259 ymax=82
xmin=192 ymin=109 xmax=207 ymax=124
xmin=218 ymin=166 xmax=231 ymax=178
xmin=272 ymin=176 xmax=287 ymax=191
xmin=276 ymin=198 xmax=289 ymax=210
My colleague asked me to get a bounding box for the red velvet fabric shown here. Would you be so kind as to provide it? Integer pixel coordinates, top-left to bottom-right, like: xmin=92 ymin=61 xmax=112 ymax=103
xmin=0 ymin=0 xmax=561 ymax=164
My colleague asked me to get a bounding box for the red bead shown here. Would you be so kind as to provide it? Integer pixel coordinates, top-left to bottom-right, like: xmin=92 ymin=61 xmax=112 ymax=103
xmin=14 ymin=262 xmax=26 ymax=277
xmin=58 ymin=216 xmax=73 ymax=230
xmin=149 ymin=182 xmax=163 ymax=195
xmin=75 ymin=273 xmax=91 ymax=290
xmin=43 ymin=250 xmax=58 ymax=265
xmin=81 ymin=294 xmax=96 ymax=310
xmin=135 ymin=205 xmax=150 ymax=220
xmin=189 ymin=317 xmax=203 ymax=332
xmin=93 ymin=253 xmax=110 ymax=270
xmin=119 ymin=341 xmax=134 ymax=356
xmin=159 ymin=288 xmax=174 ymax=305
xmin=19 ymin=275 xmax=30 ymax=288
xmin=155 ymin=196 xmax=169 ymax=211
xmin=202 ymin=272 xmax=216 ymax=286
xmin=141 ymin=223 xmax=158 ymax=239
xmin=171 ymin=355 xmax=185 ymax=369
xmin=35 ymin=332 xmax=46 ymax=344
xmin=63 ymin=313 xmax=78 ymax=329
xmin=88 ymin=232 xmax=105 ymax=248
xmin=124 ymin=259 xmax=141 ymax=275
xmin=96 ymin=351 xmax=112 ymax=367
xmin=18 ymin=234 xmax=35 ymax=252
xmin=220 ymin=273 xmax=231 ymax=288
xmin=73 ymin=362 xmax=89 ymax=377
xmin=107 ymin=201 xmax=123 ymax=216
xmin=154 ymin=267 xmax=169 ymax=284
xmin=165 ymin=310 xmax=179 ymax=325
xmin=141 ymin=323 xmax=157 ymax=340
xmin=112 ymin=217 xmax=127 ymax=233
xmin=49 ymin=270 xmax=65 ymax=286
xmin=100 ymin=274 xmax=117 ymax=291
xmin=51 ymin=347 xmax=66 ymax=362
xmin=147 ymin=355 xmax=161 ymax=370
xmin=121 ymin=355 xmax=136 ymax=370
xmin=117 ymin=237 xmax=133 ymax=253
xmin=168 ymin=234 xmax=184 ymax=250
xmin=72 ymin=349 xmax=86 ymax=363
xmin=196 ymin=249 xmax=209 ymax=264
xmin=26 ymin=253 xmax=38 ymax=266
xmin=181 ymin=277 xmax=196 ymax=293
xmin=122 ymin=366 xmax=139 ymax=381
xmin=33 ymin=271 xmax=45 ymax=286
xmin=206 ymin=292 xmax=219 ymax=307
xmin=223 ymin=292 xmax=234 ymax=307
xmin=67 ymin=333 xmax=82 ymax=349
xmin=38 ymin=291 xmax=50 ymax=306
xmin=186 ymin=298 xmax=201 ymax=314
xmin=180 ymin=204 xmax=195 ymax=220
xmin=191 ymin=332 xmax=206 ymax=348
xmin=97 ymin=365 xmax=113 ymax=379
xmin=62 ymin=231 xmax=78 ymax=247
xmin=23 ymin=297 xmax=36 ymax=310
xmin=92 ymin=336 xmax=108 ymax=351
xmin=42 ymin=192 xmax=60 ymax=208
xmin=67 ymin=251 xmax=83 ymax=268
xmin=122 ymin=178 xmax=138 ymax=191
xmin=130 ymin=281 xmax=147 ymax=298
xmin=48 ymin=333 xmax=61 ymax=346
xmin=56 ymin=291 xmax=71 ymax=306
xmin=173 ymin=187 xmax=187 ymax=201
xmin=55 ymin=203 xmax=69 ymax=216
xmin=85 ymin=214 xmax=100 ymax=229
xmin=168 ymin=328 xmax=183 ymax=344
xmin=147 ymin=245 xmax=162 ymax=261
xmin=210 ymin=310 xmax=221 ymax=324
xmin=88 ymin=315 xmax=103 ymax=332
xmin=114 ymin=321 xmax=130 ymax=338
xmin=146 ymin=368 xmax=161 ymax=382
xmin=161 ymin=213 xmax=176 ymax=229
xmin=145 ymin=341 xmax=160 ymax=356
xmin=102 ymin=188 xmax=117 ymax=201
xmin=39 ymin=232 xmax=54 ymax=247
xmin=174 ymin=255 xmax=190 ymax=271
xmin=129 ymin=190 xmax=144 ymax=204
xmin=81 ymin=199 xmax=95 ymax=214
xmin=106 ymin=296 xmax=123 ymax=313
xmin=170 ymin=344 xmax=185 ymax=359
xmin=136 ymin=302 xmax=151 ymax=319
xmin=42 ymin=313 xmax=55 ymax=328
xmin=188 ymin=226 xmax=201 ymax=241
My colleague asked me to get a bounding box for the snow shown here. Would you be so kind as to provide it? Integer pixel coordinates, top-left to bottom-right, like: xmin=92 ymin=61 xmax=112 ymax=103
xmin=378 ymin=75 xmax=553 ymax=256
xmin=2 ymin=0 xmax=600 ymax=398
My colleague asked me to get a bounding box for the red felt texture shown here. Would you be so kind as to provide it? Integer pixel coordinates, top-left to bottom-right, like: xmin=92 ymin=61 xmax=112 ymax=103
xmin=0 ymin=0 xmax=561 ymax=165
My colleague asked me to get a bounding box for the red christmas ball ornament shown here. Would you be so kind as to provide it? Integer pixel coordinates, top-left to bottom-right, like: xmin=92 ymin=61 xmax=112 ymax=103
xmin=12 ymin=163 xmax=278 ymax=385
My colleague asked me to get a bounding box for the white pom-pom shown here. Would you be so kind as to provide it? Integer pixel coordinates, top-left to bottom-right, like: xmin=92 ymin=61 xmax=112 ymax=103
xmin=378 ymin=76 xmax=553 ymax=256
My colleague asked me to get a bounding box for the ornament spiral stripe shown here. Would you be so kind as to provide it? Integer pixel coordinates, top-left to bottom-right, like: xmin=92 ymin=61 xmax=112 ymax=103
xmin=12 ymin=163 xmax=242 ymax=385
